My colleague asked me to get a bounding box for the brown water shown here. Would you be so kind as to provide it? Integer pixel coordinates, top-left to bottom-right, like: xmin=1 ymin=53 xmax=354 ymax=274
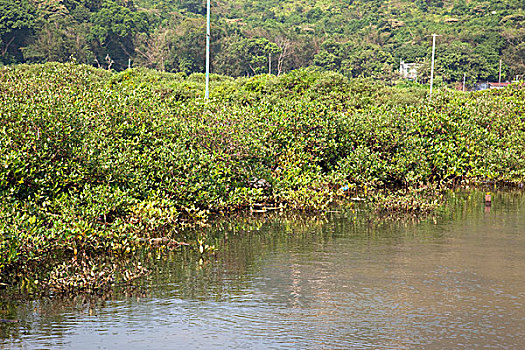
xmin=1 ymin=191 xmax=525 ymax=349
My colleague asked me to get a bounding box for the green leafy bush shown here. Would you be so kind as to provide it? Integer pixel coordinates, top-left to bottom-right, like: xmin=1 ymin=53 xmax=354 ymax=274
xmin=1 ymin=63 xmax=524 ymax=286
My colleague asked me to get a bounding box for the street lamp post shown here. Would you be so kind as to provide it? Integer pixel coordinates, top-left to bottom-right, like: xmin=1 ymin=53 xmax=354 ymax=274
xmin=429 ymin=33 xmax=437 ymax=97
xmin=205 ymin=0 xmax=210 ymax=101
xmin=498 ymin=59 xmax=502 ymax=84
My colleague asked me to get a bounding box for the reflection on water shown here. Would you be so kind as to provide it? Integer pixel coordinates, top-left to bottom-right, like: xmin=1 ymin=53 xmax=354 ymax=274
xmin=2 ymin=190 xmax=525 ymax=349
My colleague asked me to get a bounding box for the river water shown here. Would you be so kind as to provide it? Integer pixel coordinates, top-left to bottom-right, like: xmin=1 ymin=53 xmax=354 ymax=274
xmin=1 ymin=191 xmax=525 ymax=349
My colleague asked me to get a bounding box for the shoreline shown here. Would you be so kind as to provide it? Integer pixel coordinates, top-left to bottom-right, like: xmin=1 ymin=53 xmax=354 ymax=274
xmin=2 ymin=185 xmax=524 ymax=295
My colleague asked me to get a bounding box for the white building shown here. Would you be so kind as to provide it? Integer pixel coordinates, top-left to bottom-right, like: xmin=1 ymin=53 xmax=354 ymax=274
xmin=399 ymin=60 xmax=420 ymax=81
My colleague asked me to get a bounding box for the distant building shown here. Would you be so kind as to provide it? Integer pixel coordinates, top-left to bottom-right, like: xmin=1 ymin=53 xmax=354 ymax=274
xmin=399 ymin=60 xmax=421 ymax=81
xmin=487 ymin=82 xmax=511 ymax=89
xmin=472 ymin=82 xmax=512 ymax=91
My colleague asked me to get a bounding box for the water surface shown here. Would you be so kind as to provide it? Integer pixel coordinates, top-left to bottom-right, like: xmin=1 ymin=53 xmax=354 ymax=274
xmin=2 ymin=191 xmax=525 ymax=349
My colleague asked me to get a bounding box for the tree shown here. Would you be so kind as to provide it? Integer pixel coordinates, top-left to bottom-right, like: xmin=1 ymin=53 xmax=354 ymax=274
xmin=346 ymin=44 xmax=395 ymax=80
xmin=21 ymin=0 xmax=95 ymax=64
xmin=0 ymin=0 xmax=35 ymax=63
xmin=90 ymin=0 xmax=148 ymax=69
xmin=313 ymin=40 xmax=347 ymax=72
xmin=22 ymin=18 xmax=93 ymax=64
xmin=501 ymin=28 xmax=525 ymax=79
xmin=275 ymin=36 xmax=292 ymax=76
xmin=231 ymin=38 xmax=281 ymax=76
xmin=314 ymin=40 xmax=395 ymax=80
xmin=134 ymin=26 xmax=173 ymax=71
xmin=169 ymin=18 xmax=206 ymax=74
xmin=436 ymin=41 xmax=498 ymax=84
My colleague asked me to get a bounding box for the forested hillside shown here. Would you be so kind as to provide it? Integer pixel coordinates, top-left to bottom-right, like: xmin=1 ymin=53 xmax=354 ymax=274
xmin=1 ymin=0 xmax=524 ymax=84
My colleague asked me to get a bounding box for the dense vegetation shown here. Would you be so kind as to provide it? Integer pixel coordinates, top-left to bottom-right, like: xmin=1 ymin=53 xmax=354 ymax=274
xmin=1 ymin=62 xmax=524 ymax=290
xmin=1 ymin=0 xmax=524 ymax=85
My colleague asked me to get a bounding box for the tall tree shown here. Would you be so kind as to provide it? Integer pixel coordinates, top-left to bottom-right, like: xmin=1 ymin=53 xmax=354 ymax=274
xmin=0 ymin=0 xmax=35 ymax=63
xmin=90 ymin=0 xmax=148 ymax=69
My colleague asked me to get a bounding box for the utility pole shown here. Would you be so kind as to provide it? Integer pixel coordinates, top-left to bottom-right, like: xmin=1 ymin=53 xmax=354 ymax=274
xmin=498 ymin=59 xmax=502 ymax=84
xmin=205 ymin=0 xmax=210 ymax=101
xmin=463 ymin=73 xmax=466 ymax=92
xmin=430 ymin=33 xmax=437 ymax=97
